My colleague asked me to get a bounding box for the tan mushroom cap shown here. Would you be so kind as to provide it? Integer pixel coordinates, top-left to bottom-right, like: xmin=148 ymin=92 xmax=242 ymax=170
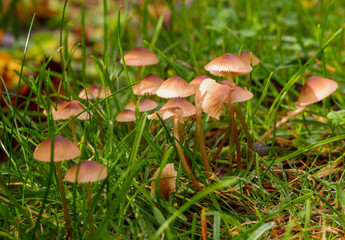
xmin=33 ymin=135 xmax=81 ymax=162
xmin=190 ymin=75 xmax=210 ymax=88
xmin=151 ymin=163 xmax=177 ymax=200
xmin=65 ymin=161 xmax=108 ymax=183
xmin=116 ymin=109 xmax=136 ymax=122
xmin=160 ymin=98 xmax=195 ymax=118
xmin=119 ymin=47 xmax=159 ymax=66
xmin=296 ymin=76 xmax=338 ymax=107
xmin=205 ymin=53 xmax=252 ymax=77
xmin=156 ymin=76 xmax=194 ymax=98
xmin=53 ymin=100 xmax=92 ymax=120
xmin=43 ymin=100 xmax=68 ymax=116
xmin=78 ymin=85 xmax=111 ymax=99
xmin=219 ymin=81 xmax=253 ymax=103
xmin=147 ymin=107 xmax=183 ymax=121
xmin=133 ymin=74 xmax=164 ymax=95
xmin=125 ymin=98 xmax=158 ymax=112
xmin=236 ymin=50 xmax=260 ymax=66
xmin=199 ymin=78 xmax=234 ymax=119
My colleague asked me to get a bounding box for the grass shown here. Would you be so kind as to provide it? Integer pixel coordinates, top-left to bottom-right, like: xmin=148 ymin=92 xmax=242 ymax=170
xmin=1 ymin=0 xmax=345 ymax=239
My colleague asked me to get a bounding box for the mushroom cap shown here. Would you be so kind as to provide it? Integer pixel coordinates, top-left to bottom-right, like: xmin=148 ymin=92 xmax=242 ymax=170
xmin=160 ymin=98 xmax=195 ymax=118
xmin=219 ymin=81 xmax=253 ymax=103
xmin=199 ymin=78 xmax=234 ymax=119
xmin=156 ymin=76 xmax=194 ymax=98
xmin=296 ymin=76 xmax=338 ymax=106
xmin=147 ymin=107 xmax=183 ymax=121
xmin=125 ymin=98 xmax=158 ymax=112
xmin=119 ymin=47 xmax=159 ymax=66
xmin=78 ymin=85 xmax=111 ymax=99
xmin=151 ymin=163 xmax=177 ymax=201
xmin=133 ymin=74 xmax=164 ymax=95
xmin=53 ymin=100 xmax=92 ymax=120
xmin=236 ymin=50 xmax=260 ymax=66
xmin=33 ymin=135 xmax=81 ymax=162
xmin=116 ymin=109 xmax=136 ymax=122
xmin=190 ymin=75 xmax=210 ymax=88
xmin=43 ymin=100 xmax=68 ymax=116
xmin=65 ymin=161 xmax=108 ymax=183
xmin=205 ymin=53 xmax=252 ymax=77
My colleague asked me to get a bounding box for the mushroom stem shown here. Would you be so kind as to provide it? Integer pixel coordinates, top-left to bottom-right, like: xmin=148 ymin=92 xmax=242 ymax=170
xmin=193 ymin=89 xmax=211 ymax=177
xmin=233 ymin=105 xmax=253 ymax=162
xmin=227 ymin=103 xmax=242 ymax=169
xmin=136 ymin=66 xmax=142 ymax=83
xmin=173 ymin=113 xmax=203 ymax=191
xmin=259 ymin=106 xmax=306 ymax=142
xmin=55 ymin=162 xmax=72 ymax=238
xmin=227 ymin=75 xmax=236 ymax=87
xmin=211 ymin=120 xmax=232 ymax=164
xmin=70 ymin=119 xmax=77 ymax=144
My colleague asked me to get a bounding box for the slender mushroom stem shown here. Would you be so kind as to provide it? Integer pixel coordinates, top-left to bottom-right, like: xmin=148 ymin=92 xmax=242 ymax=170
xmin=136 ymin=66 xmax=142 ymax=83
xmin=55 ymin=162 xmax=72 ymax=238
xmin=233 ymin=105 xmax=253 ymax=161
xmin=227 ymin=103 xmax=242 ymax=169
xmin=173 ymin=112 xmax=203 ymax=191
xmin=70 ymin=119 xmax=77 ymax=144
xmin=211 ymin=119 xmax=232 ymax=164
xmin=259 ymin=106 xmax=306 ymax=142
xmin=193 ymin=89 xmax=211 ymax=177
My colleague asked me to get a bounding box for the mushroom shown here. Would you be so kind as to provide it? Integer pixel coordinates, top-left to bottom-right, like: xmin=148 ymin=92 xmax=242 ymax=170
xmin=125 ymin=98 xmax=158 ymax=112
xmin=133 ymin=74 xmax=164 ymax=96
xmin=65 ymin=160 xmax=107 ymax=225
xmin=260 ymin=76 xmax=338 ymax=141
xmin=53 ymin=100 xmax=92 ymax=143
xmin=120 ymin=47 xmax=159 ymax=83
xmin=115 ymin=109 xmax=136 ymax=122
xmin=156 ymin=76 xmax=194 ymax=98
xmin=204 ymin=53 xmax=252 ymax=87
xmin=42 ymin=100 xmax=68 ymax=116
xmin=190 ymin=75 xmax=211 ymax=177
xmin=151 ymin=163 xmax=177 ymax=201
xmin=33 ymin=135 xmax=81 ymax=237
xmin=78 ymin=85 xmax=111 ymax=100
xmin=148 ymin=107 xmax=203 ymax=191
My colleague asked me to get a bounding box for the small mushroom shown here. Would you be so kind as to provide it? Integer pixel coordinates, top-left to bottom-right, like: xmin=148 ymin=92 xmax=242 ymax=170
xmin=33 ymin=135 xmax=80 ymax=237
xmin=190 ymin=75 xmax=211 ymax=176
xmin=133 ymin=74 xmax=164 ymax=96
xmin=120 ymin=47 xmax=159 ymax=83
xmin=151 ymin=163 xmax=177 ymax=201
xmin=53 ymin=100 xmax=92 ymax=143
xmin=156 ymin=76 xmax=194 ymax=98
xmin=260 ymin=76 xmax=338 ymax=141
xmin=148 ymin=107 xmax=203 ymax=191
xmin=125 ymin=98 xmax=158 ymax=112
xmin=205 ymin=53 xmax=252 ymax=87
xmin=65 ymin=160 xmax=107 ymax=224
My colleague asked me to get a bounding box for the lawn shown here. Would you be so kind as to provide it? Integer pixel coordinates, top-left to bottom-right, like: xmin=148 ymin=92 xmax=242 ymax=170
xmin=1 ymin=0 xmax=345 ymax=239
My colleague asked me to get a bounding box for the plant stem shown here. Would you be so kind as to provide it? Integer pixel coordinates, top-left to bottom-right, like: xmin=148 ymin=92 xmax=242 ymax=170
xmin=86 ymin=182 xmax=93 ymax=226
xmin=173 ymin=112 xmax=203 ymax=191
xmin=233 ymin=105 xmax=253 ymax=161
xmin=211 ymin=120 xmax=231 ymax=164
xmin=259 ymin=106 xmax=306 ymax=142
xmin=55 ymin=162 xmax=72 ymax=238
xmin=227 ymin=103 xmax=242 ymax=169
xmin=136 ymin=66 xmax=142 ymax=83
xmin=194 ymin=89 xmax=211 ymax=177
